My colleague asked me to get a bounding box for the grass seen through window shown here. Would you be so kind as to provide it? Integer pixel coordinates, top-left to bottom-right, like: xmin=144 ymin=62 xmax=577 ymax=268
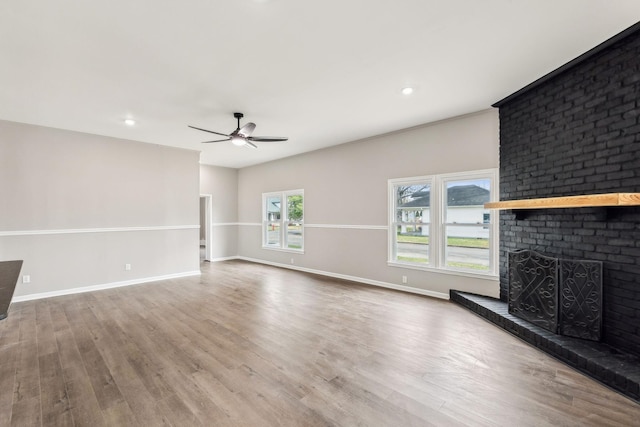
xmin=397 ymin=234 xmax=489 ymax=249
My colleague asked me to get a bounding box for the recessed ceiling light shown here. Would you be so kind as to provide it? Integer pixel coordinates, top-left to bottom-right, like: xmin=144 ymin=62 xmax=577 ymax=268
xmin=401 ymin=87 xmax=414 ymax=95
xmin=124 ymin=118 xmax=136 ymax=126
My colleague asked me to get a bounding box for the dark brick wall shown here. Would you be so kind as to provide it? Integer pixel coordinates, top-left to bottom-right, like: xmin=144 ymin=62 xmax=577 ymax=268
xmin=498 ymin=28 xmax=640 ymax=356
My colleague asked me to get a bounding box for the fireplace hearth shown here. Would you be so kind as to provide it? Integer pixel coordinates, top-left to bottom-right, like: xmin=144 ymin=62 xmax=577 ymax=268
xmin=450 ymin=290 xmax=640 ymax=402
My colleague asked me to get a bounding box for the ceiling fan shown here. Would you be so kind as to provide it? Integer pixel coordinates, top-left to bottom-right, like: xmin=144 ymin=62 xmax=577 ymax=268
xmin=189 ymin=112 xmax=288 ymax=148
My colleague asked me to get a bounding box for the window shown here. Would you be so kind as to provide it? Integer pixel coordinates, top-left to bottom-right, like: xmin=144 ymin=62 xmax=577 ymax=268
xmin=391 ymin=178 xmax=432 ymax=265
xmin=263 ymin=190 xmax=304 ymax=252
xmin=389 ymin=169 xmax=497 ymax=276
xmin=442 ymin=175 xmax=492 ymax=272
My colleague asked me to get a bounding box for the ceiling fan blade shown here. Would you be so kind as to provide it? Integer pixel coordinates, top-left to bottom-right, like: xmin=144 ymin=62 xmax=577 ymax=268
xmin=238 ymin=122 xmax=256 ymax=137
xmin=190 ymin=114 xmax=287 ymax=149
xmin=247 ymin=136 xmax=289 ymax=142
xmin=202 ymin=137 xmax=232 ymax=143
xmin=188 ymin=125 xmax=231 ymax=138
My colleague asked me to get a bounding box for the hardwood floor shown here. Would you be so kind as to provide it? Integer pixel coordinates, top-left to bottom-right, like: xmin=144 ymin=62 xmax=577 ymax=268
xmin=1 ymin=260 xmax=639 ymax=426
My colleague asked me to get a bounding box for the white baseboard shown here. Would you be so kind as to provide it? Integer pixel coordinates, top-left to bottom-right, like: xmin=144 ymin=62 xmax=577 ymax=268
xmin=12 ymin=270 xmax=202 ymax=303
xmin=231 ymin=256 xmax=450 ymax=300
xmin=206 ymin=256 xmax=238 ymax=263
xmin=12 ymin=257 xmax=451 ymax=304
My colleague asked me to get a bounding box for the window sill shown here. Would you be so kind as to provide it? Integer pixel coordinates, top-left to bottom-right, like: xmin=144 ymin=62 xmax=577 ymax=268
xmin=387 ymin=261 xmax=498 ymax=281
xmin=262 ymin=246 xmax=304 ymax=254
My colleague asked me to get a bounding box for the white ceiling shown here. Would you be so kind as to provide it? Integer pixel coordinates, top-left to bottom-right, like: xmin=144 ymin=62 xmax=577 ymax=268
xmin=1 ymin=1 xmax=639 ymax=168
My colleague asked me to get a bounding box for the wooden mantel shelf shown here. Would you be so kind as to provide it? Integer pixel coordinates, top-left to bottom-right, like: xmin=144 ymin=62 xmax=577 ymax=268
xmin=484 ymin=193 xmax=640 ymax=210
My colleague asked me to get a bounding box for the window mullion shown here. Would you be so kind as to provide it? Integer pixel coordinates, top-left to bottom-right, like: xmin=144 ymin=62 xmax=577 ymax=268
xmin=430 ymin=176 xmax=441 ymax=269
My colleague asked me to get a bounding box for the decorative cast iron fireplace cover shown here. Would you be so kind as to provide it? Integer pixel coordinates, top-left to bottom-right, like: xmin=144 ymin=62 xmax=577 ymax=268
xmin=509 ymin=250 xmax=558 ymax=333
xmin=559 ymin=259 xmax=603 ymax=341
xmin=509 ymin=250 xmax=603 ymax=342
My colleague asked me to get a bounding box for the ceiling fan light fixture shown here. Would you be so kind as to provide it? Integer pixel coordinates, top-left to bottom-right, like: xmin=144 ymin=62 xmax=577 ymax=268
xmin=231 ymin=136 xmax=246 ymax=146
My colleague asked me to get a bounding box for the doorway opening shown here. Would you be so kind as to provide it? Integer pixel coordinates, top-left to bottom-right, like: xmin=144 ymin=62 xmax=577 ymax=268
xmin=200 ymin=195 xmax=212 ymax=262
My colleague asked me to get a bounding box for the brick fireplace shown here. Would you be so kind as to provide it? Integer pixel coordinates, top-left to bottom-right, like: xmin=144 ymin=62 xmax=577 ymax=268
xmin=497 ymin=22 xmax=640 ymax=358
xmin=453 ymin=21 xmax=640 ymax=401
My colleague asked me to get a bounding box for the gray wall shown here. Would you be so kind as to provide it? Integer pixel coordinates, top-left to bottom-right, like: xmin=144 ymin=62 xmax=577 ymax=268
xmin=200 ymin=164 xmax=239 ymax=259
xmin=237 ymin=109 xmax=500 ymax=298
xmin=0 ymin=120 xmax=200 ymax=299
xmin=1 ymin=109 xmax=498 ymax=301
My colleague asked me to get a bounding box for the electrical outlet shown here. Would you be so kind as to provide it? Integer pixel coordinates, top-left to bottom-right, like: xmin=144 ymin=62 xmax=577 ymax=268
xmin=290 ymin=258 xmax=294 ymax=264
xmin=125 ymin=263 xmax=131 ymax=271
xmin=402 ymin=275 xmax=407 ymax=284
xmin=23 ymin=275 xmax=31 ymax=284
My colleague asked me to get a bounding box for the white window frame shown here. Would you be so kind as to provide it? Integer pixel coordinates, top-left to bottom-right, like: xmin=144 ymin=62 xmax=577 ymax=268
xmin=388 ymin=169 xmax=498 ymax=278
xmin=388 ymin=176 xmax=433 ymax=267
xmin=262 ymin=189 xmax=304 ymax=253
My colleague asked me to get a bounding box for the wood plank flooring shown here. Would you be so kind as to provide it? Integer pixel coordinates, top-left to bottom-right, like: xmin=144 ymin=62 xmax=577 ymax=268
xmin=1 ymin=259 xmax=639 ymax=426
